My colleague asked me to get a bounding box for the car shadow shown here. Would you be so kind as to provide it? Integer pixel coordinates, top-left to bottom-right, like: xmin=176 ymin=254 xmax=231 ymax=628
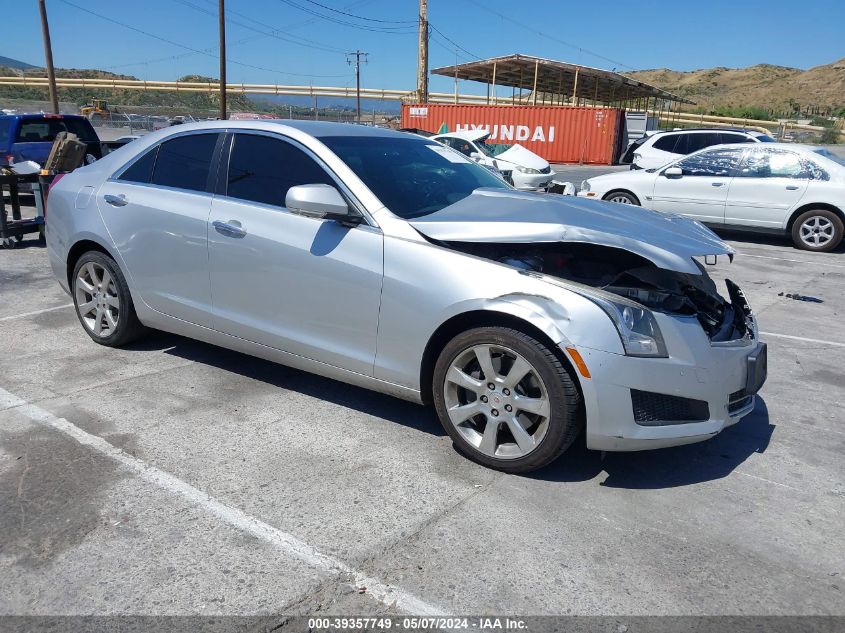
xmin=124 ymin=330 xmax=447 ymax=438
xmin=530 ymin=398 xmax=774 ymax=489
xmin=126 ymin=331 xmax=774 ymax=488
xmin=711 ymin=228 xmax=845 ymax=254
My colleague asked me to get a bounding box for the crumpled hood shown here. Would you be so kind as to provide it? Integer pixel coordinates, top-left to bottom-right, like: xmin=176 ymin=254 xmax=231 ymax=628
xmin=494 ymin=144 xmax=549 ymax=170
xmin=409 ymin=188 xmax=733 ymax=274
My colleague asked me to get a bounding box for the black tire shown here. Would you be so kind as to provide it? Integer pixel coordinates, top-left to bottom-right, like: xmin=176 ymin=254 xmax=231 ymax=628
xmin=603 ymin=190 xmax=640 ymax=206
xmin=71 ymin=251 xmax=147 ymax=347
xmin=432 ymin=326 xmax=583 ymax=474
xmin=790 ymin=209 xmax=844 ymax=252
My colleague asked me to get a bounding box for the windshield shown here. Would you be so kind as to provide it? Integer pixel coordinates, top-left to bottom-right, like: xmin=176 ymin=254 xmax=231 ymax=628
xmin=813 ymin=148 xmax=845 ymax=168
xmin=475 ymin=139 xmax=509 ymax=157
xmin=321 ymin=135 xmax=509 ymax=219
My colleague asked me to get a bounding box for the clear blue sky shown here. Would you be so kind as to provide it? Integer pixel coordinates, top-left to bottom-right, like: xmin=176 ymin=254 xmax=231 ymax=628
xmin=5 ymin=0 xmax=845 ymax=97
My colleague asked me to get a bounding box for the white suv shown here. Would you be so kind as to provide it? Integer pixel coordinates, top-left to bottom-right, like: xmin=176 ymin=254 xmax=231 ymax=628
xmin=621 ymin=128 xmax=776 ymax=170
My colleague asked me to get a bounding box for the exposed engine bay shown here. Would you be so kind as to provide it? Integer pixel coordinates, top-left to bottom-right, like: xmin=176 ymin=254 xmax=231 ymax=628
xmin=444 ymin=241 xmax=753 ymax=342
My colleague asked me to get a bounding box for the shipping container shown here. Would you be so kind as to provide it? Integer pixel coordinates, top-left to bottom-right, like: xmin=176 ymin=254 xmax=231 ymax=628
xmin=401 ymin=104 xmax=624 ymax=165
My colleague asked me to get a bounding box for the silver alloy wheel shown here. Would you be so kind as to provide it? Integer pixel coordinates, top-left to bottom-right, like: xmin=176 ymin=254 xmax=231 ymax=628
xmin=75 ymin=261 xmax=120 ymax=337
xmin=443 ymin=344 xmax=551 ymax=459
xmin=608 ymin=194 xmax=634 ymax=204
xmin=798 ymin=216 xmax=835 ymax=248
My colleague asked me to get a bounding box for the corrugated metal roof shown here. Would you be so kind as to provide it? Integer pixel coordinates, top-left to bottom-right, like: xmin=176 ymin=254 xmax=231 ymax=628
xmin=431 ymin=54 xmax=695 ymax=105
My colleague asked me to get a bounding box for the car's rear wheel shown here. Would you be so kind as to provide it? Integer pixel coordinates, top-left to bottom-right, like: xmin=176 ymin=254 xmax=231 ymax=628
xmin=432 ymin=327 xmax=582 ymax=473
xmin=791 ymin=209 xmax=844 ymax=252
xmin=72 ymin=251 xmax=146 ymax=346
xmin=603 ymin=190 xmax=640 ymax=205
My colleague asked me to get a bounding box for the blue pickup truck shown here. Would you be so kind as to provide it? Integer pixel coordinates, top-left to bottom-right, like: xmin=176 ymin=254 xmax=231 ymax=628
xmin=0 ymin=113 xmax=103 ymax=167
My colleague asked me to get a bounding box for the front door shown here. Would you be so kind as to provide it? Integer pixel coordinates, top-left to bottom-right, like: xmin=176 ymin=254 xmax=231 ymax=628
xmin=96 ymin=132 xmax=221 ymax=327
xmin=208 ymin=132 xmax=383 ymax=376
xmin=725 ymin=147 xmax=810 ymax=229
xmin=650 ymin=147 xmax=744 ymax=224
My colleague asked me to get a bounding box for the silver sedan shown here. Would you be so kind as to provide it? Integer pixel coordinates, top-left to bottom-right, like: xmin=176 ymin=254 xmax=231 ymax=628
xmin=46 ymin=121 xmax=766 ymax=473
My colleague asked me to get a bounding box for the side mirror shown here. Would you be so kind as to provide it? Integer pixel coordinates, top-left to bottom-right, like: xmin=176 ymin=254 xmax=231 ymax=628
xmin=470 ymin=152 xmax=482 ymax=161
xmin=285 ymin=184 xmax=360 ymax=224
xmin=663 ymin=166 xmax=683 ymax=177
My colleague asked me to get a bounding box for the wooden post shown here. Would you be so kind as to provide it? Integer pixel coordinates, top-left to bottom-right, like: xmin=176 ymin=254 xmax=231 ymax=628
xmin=218 ymin=0 xmax=227 ymax=120
xmin=593 ymin=76 xmax=599 ymax=107
xmin=571 ymin=67 xmax=579 ymax=107
xmin=531 ymin=59 xmax=539 ymax=106
xmin=490 ymin=61 xmax=497 ymax=105
xmin=417 ymin=0 xmax=428 ymax=102
xmin=38 ymin=0 xmax=59 ymax=114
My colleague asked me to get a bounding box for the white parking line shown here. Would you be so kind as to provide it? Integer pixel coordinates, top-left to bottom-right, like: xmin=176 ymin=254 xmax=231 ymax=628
xmin=0 ymin=303 xmax=74 ymax=322
xmin=760 ymin=331 xmax=845 ymax=348
xmin=0 ymin=386 xmax=445 ymax=617
xmin=737 ymin=252 xmax=845 ymax=269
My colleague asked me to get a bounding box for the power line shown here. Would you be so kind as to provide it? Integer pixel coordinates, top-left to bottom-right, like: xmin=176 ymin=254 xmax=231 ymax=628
xmin=429 ymin=23 xmax=480 ymax=61
xmin=173 ymin=0 xmax=346 ymax=53
xmin=297 ymin=0 xmax=415 ymax=24
xmin=458 ymin=0 xmax=635 ymax=71
xmin=276 ymin=0 xmax=416 ymax=33
xmin=59 ymin=0 xmax=352 ymax=79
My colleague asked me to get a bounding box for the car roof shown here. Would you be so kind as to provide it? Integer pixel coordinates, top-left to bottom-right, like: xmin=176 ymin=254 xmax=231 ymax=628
xmin=651 ymin=127 xmax=764 ymax=135
xmin=433 ymin=129 xmax=489 ymax=142
xmin=145 ymin=119 xmax=418 ymax=140
xmin=0 ymin=113 xmax=88 ymax=120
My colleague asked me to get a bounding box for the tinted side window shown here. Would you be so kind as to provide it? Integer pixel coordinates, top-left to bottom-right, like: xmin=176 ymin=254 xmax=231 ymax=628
xmin=686 ymin=132 xmax=719 ymax=154
xmin=676 ymin=148 xmax=742 ymax=177
xmin=150 ymin=133 xmax=218 ymax=192
xmin=226 ymin=134 xmax=334 ymax=207
xmin=737 ymin=149 xmax=810 ymax=179
xmin=652 ymin=135 xmax=678 ymax=152
xmin=118 ymin=147 xmax=158 ymax=184
xmin=720 ymin=133 xmax=752 ymax=144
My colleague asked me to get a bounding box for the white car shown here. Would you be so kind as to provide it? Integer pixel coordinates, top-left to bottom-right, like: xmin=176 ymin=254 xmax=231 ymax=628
xmin=432 ymin=130 xmax=553 ymax=191
xmin=579 ymin=143 xmax=845 ymax=252
xmin=621 ymin=128 xmax=776 ymax=170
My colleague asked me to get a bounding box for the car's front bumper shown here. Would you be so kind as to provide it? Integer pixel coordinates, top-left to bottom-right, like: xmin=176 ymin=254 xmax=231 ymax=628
xmin=512 ymin=171 xmax=553 ymax=191
xmin=571 ymin=314 xmax=766 ymax=451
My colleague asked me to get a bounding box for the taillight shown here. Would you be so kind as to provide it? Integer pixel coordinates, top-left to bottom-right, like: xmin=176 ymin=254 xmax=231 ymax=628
xmin=4 ymin=154 xmax=12 ymax=165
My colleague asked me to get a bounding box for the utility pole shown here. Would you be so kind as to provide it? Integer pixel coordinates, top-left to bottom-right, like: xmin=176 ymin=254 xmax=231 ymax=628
xmin=416 ymin=0 xmax=428 ymax=103
xmin=218 ymin=0 xmax=227 ymax=120
xmin=347 ymin=50 xmax=368 ymax=124
xmin=37 ymin=0 xmax=59 ymax=114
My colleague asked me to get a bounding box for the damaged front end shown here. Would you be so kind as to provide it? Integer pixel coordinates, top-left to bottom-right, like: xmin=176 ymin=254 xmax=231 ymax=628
xmin=440 ymin=241 xmax=754 ymax=344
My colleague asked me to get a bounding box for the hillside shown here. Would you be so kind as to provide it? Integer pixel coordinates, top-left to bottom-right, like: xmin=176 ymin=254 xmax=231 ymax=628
xmin=0 ymin=56 xmax=36 ymax=70
xmin=628 ymin=58 xmax=845 ymax=116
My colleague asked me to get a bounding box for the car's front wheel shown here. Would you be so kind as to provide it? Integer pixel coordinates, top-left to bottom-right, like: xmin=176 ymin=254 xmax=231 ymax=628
xmin=791 ymin=209 xmax=844 ymax=252
xmin=72 ymin=251 xmax=146 ymax=346
xmin=603 ymin=190 xmax=640 ymax=205
xmin=433 ymin=327 xmax=583 ymax=473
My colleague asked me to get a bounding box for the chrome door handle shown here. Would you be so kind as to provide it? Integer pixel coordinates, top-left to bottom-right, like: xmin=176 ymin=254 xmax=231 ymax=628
xmin=104 ymin=194 xmax=128 ymax=206
xmin=711 ymin=182 xmax=724 ymax=187
xmin=786 ymin=185 xmax=800 ymax=190
xmin=212 ymin=219 xmax=247 ymax=238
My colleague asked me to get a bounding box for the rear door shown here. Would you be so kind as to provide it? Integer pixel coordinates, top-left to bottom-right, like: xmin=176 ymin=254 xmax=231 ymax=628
xmin=724 ymin=147 xmax=811 ymax=229
xmin=96 ymin=132 xmax=222 ymax=326
xmin=650 ymin=147 xmax=744 ymax=224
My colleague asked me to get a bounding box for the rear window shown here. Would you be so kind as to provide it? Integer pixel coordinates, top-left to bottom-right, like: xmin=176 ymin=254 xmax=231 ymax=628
xmin=14 ymin=117 xmax=98 ymax=143
xmin=686 ymin=132 xmax=720 ymax=153
xmin=150 ymin=133 xmax=218 ymax=192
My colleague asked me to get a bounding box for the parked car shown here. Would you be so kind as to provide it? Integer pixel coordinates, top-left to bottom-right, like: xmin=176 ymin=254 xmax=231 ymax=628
xmin=0 ymin=113 xmax=102 ymax=167
xmin=47 ymin=121 xmax=766 ymax=473
xmin=621 ymin=128 xmax=775 ymax=170
xmin=580 ymin=143 xmax=845 ymax=252
xmin=432 ymin=129 xmax=553 ymax=191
